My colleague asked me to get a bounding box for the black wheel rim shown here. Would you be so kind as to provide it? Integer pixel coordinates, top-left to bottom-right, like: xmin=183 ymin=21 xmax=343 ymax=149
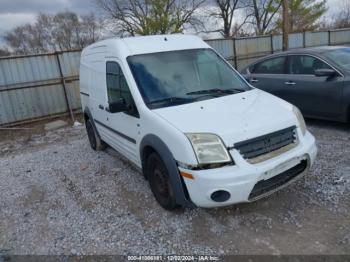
xmin=147 ymin=154 xmax=178 ymax=210
xmin=153 ymin=165 xmax=169 ymax=197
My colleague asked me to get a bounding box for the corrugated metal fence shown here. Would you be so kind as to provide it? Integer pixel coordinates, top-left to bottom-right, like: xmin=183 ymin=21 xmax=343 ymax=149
xmin=1 ymin=28 xmax=350 ymax=126
xmin=207 ymin=28 xmax=350 ymax=70
xmin=0 ymin=51 xmax=81 ymax=125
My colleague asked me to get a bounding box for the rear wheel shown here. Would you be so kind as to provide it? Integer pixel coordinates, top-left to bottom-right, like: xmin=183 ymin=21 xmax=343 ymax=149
xmin=146 ymin=152 xmax=178 ymax=210
xmin=85 ymin=119 xmax=105 ymax=151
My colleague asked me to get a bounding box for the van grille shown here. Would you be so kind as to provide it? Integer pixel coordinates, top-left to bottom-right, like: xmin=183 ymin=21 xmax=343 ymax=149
xmin=234 ymin=126 xmax=297 ymax=161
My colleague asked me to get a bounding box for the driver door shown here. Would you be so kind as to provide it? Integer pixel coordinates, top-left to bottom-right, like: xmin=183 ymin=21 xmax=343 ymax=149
xmin=99 ymin=60 xmax=140 ymax=165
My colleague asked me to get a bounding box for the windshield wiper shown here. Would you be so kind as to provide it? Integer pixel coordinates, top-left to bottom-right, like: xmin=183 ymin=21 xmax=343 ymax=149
xmin=186 ymin=88 xmax=244 ymax=96
xmin=147 ymin=96 xmax=194 ymax=108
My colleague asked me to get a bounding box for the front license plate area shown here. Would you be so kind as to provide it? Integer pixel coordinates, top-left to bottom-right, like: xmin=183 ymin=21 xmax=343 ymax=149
xmin=263 ymin=156 xmax=305 ymax=180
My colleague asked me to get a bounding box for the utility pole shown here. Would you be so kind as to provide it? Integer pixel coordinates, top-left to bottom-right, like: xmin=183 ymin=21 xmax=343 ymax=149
xmin=282 ymin=0 xmax=289 ymax=51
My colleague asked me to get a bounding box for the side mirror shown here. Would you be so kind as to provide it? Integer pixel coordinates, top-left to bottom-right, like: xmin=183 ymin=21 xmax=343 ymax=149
xmin=107 ymin=98 xmax=127 ymax=113
xmin=314 ymin=68 xmax=337 ymax=77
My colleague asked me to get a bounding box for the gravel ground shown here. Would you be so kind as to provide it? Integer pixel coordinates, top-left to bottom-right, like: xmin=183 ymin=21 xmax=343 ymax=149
xmin=0 ymin=119 xmax=349 ymax=255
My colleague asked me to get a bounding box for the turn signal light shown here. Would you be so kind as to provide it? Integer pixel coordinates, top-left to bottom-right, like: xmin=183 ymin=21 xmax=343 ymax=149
xmin=180 ymin=172 xmax=194 ymax=180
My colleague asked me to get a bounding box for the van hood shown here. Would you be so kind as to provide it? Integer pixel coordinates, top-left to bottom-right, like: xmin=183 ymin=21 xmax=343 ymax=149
xmin=153 ymin=89 xmax=297 ymax=147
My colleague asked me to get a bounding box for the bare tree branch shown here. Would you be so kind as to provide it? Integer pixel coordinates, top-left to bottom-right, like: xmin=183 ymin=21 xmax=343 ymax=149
xmin=95 ymin=0 xmax=205 ymax=36
xmin=207 ymin=0 xmax=250 ymax=38
xmin=248 ymin=0 xmax=282 ymax=35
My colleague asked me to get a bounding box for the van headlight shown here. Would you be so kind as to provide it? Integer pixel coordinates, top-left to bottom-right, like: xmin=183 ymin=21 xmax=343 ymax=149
xmin=293 ymin=106 xmax=307 ymax=136
xmin=186 ymin=133 xmax=232 ymax=165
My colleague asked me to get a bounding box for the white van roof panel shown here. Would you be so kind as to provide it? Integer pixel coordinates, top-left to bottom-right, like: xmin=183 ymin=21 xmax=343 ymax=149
xmin=121 ymin=34 xmax=209 ymax=55
xmin=82 ymin=34 xmax=209 ymax=58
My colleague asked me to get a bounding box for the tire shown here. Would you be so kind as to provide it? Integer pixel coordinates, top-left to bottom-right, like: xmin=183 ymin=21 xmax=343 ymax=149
xmin=85 ymin=119 xmax=105 ymax=151
xmin=146 ymin=152 xmax=178 ymax=210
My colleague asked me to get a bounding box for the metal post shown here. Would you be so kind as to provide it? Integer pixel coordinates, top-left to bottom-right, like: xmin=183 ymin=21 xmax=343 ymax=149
xmin=270 ymin=34 xmax=274 ymax=54
xmin=303 ymin=31 xmax=306 ymax=48
xmin=55 ymin=51 xmax=75 ymax=122
xmin=328 ymin=30 xmax=332 ymax=46
xmin=233 ymin=37 xmax=238 ymax=69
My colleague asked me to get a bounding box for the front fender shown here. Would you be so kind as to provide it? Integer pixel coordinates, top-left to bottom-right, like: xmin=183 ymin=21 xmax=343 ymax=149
xmin=140 ymin=134 xmax=196 ymax=208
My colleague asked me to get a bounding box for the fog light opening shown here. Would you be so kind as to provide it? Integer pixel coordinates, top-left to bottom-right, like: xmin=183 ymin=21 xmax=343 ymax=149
xmin=210 ymin=190 xmax=231 ymax=202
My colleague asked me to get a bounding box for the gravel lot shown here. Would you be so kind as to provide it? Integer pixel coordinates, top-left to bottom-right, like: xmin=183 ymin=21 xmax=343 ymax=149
xmin=0 ymin=118 xmax=349 ymax=255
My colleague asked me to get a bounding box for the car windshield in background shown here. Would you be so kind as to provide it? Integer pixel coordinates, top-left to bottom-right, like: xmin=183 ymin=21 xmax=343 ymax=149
xmin=324 ymin=48 xmax=350 ymax=70
xmin=127 ymin=49 xmax=250 ymax=109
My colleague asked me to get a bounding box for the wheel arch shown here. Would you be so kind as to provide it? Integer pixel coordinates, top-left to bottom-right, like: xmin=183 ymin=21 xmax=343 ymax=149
xmin=83 ymin=107 xmax=93 ymax=122
xmin=83 ymin=107 xmax=105 ymax=147
xmin=140 ymin=134 xmax=196 ymax=208
xmin=83 ymin=107 xmax=99 ymax=131
xmin=141 ymin=145 xmax=157 ymax=176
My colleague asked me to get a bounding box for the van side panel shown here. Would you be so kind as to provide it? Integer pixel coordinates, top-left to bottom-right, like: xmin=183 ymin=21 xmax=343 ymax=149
xmin=79 ymin=60 xmax=90 ymax=111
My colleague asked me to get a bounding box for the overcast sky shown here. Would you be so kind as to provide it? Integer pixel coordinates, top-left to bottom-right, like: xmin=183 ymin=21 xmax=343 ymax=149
xmin=0 ymin=0 xmax=344 ymax=47
xmin=0 ymin=0 xmax=98 ymax=44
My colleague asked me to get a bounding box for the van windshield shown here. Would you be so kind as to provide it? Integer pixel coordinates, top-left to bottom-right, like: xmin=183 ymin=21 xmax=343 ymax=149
xmin=127 ymin=49 xmax=251 ymax=109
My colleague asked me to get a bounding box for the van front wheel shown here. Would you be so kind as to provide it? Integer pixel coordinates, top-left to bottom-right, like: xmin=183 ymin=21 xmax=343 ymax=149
xmin=146 ymin=153 xmax=178 ymax=210
xmin=86 ymin=119 xmax=105 ymax=151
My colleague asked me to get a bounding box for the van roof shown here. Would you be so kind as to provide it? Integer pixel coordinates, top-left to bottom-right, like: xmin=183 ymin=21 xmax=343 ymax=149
xmin=82 ymin=34 xmax=209 ymax=58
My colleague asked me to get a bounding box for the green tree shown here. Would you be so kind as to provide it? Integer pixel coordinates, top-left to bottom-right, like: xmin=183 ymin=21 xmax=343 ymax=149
xmin=96 ymin=0 xmax=205 ymax=36
xmin=277 ymin=0 xmax=328 ymax=33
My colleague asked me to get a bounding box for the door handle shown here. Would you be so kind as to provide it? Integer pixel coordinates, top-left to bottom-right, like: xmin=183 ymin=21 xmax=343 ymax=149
xmin=98 ymin=104 xmax=104 ymax=110
xmin=285 ymin=81 xmax=296 ymax=86
xmin=250 ymin=78 xmax=259 ymax=83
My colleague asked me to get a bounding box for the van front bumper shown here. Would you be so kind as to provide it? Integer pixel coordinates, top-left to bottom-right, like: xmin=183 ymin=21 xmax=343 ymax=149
xmin=180 ymin=132 xmax=317 ymax=208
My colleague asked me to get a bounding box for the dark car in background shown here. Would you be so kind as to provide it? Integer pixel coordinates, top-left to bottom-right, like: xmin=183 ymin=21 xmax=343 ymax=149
xmin=241 ymin=46 xmax=350 ymax=123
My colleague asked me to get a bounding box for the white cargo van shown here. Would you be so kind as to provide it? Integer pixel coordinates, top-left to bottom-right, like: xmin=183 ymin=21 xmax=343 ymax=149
xmin=80 ymin=35 xmax=317 ymax=210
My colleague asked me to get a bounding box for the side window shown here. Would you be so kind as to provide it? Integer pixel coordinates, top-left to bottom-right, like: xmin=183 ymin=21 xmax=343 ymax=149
xmin=288 ymin=55 xmax=331 ymax=75
xmin=251 ymin=57 xmax=286 ymax=74
xmin=106 ymin=61 xmax=138 ymax=117
xmin=106 ymin=62 xmax=121 ymax=103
